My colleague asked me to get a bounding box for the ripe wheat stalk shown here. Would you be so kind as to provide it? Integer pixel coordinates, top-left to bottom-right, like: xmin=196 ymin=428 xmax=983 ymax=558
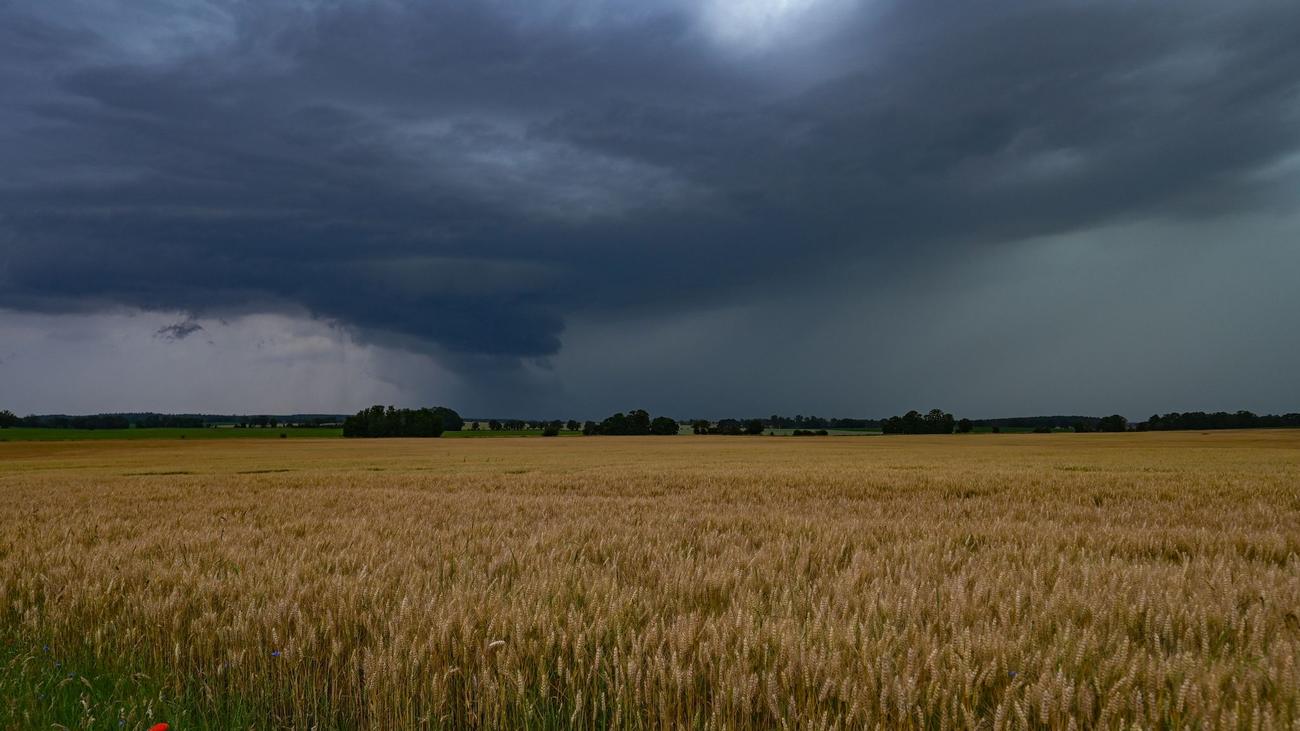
xmin=1 ymin=431 xmax=1297 ymax=728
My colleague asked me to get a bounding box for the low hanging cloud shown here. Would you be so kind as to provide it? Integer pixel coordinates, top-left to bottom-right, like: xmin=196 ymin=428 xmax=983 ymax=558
xmin=154 ymin=319 xmax=204 ymax=342
xmin=1 ymin=0 xmax=1298 ymax=415
xmin=0 ymin=308 xmax=446 ymax=414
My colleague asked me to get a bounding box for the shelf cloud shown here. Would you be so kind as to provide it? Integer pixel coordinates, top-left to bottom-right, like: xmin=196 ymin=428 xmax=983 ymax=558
xmin=2 ymin=0 xmax=1298 ymax=416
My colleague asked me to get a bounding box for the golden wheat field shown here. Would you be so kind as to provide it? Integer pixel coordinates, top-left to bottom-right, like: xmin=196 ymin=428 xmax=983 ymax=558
xmin=2 ymin=431 xmax=1299 ymax=730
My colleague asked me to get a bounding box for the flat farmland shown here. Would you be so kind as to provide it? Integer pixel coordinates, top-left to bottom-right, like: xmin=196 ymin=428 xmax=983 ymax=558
xmin=1 ymin=432 xmax=1298 ymax=729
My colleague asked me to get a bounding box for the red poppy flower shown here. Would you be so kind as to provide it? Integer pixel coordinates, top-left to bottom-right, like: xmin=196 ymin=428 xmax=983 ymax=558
xmin=149 ymin=724 xmax=170 ymax=731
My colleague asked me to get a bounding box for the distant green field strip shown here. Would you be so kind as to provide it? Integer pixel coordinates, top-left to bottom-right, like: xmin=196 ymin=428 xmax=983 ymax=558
xmin=0 ymin=427 xmax=343 ymax=441
xmin=446 ymin=429 xmax=583 ymax=437
xmin=0 ymin=427 xmax=596 ymax=441
xmin=0 ymin=426 xmax=1067 ymax=441
xmin=766 ymin=428 xmax=882 ymax=436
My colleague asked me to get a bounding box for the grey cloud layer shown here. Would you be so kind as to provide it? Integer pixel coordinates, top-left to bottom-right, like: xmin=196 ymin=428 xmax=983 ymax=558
xmin=2 ymin=1 xmax=1298 ymax=398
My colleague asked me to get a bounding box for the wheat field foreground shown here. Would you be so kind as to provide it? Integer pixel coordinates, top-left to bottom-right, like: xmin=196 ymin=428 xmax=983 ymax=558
xmin=1 ymin=433 xmax=1298 ymax=729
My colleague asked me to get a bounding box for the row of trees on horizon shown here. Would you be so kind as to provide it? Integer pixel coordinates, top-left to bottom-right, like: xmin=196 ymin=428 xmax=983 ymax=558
xmin=4 ymin=408 xmax=1299 ymax=436
xmin=337 ymin=407 xmax=1300 ymax=438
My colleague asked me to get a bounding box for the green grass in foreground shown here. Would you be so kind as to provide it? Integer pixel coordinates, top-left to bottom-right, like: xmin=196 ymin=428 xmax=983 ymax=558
xmin=0 ymin=630 xmax=581 ymax=730
xmin=0 ymin=632 xmax=280 ymax=730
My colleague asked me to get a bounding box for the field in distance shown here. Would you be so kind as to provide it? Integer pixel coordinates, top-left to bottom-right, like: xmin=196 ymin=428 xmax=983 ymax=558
xmin=0 ymin=425 xmax=1055 ymax=441
xmin=0 ymin=426 xmax=344 ymax=441
xmin=2 ymin=432 xmax=1298 ymax=729
xmin=762 ymin=427 xmax=882 ymax=436
xmin=0 ymin=427 xmax=594 ymax=441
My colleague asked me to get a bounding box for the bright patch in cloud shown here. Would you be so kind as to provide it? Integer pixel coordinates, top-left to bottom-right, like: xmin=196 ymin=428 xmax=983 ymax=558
xmin=702 ymin=0 xmax=854 ymax=50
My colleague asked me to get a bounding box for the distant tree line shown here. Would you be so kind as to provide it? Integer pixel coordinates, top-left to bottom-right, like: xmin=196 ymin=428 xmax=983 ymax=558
xmin=1071 ymin=415 xmax=1129 ymax=432
xmin=484 ymin=419 xmax=531 ymax=431
xmin=881 ymin=409 xmax=957 ymax=435
xmin=971 ymin=415 xmax=1099 ymax=430
xmin=475 ymin=418 xmax=580 ymax=432
xmin=342 ymin=406 xmax=463 ymax=438
xmin=7 ymin=406 xmax=1300 ymax=437
xmin=765 ymin=415 xmax=879 ymax=430
xmin=8 ymin=413 xmax=131 ymax=430
xmin=1136 ymin=411 xmax=1300 ymax=431
xmin=688 ymin=418 xmax=766 ymax=435
xmin=235 ymin=416 xmax=285 ymax=428
xmin=131 ymin=414 xmax=205 ymax=428
xmin=581 ymin=410 xmax=680 ymax=436
xmin=215 ymin=413 xmax=342 ymax=427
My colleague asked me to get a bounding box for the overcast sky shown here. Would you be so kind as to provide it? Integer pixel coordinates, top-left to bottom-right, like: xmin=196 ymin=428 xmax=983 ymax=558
xmin=2 ymin=0 xmax=1298 ymax=419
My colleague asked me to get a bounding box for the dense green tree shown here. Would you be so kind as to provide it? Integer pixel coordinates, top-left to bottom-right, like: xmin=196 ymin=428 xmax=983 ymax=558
xmin=1096 ymin=414 xmax=1129 ymax=432
xmin=598 ymin=412 xmax=629 ymax=434
xmin=428 ymin=407 xmax=464 ymax=431
xmin=650 ymin=416 xmax=679 ymax=435
xmin=925 ymin=409 xmax=955 ymax=434
xmin=409 ymin=409 xmax=444 ymax=437
xmin=593 ymin=410 xmax=647 ymax=435
xmin=627 ymin=409 xmax=651 ymax=434
xmin=713 ymin=419 xmax=743 ymax=435
xmin=342 ymin=405 xmax=445 ymax=438
xmin=0 ymin=410 xmax=17 ymax=428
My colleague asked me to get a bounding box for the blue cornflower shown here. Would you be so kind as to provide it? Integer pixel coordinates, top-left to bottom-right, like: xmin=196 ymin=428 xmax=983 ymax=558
xmin=1008 ymin=670 xmax=1018 ymax=678
xmin=271 ymin=650 xmax=281 ymax=657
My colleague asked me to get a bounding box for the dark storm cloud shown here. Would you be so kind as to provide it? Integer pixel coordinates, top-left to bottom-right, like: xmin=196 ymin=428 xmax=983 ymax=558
xmin=2 ymin=1 xmax=1298 ymax=394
